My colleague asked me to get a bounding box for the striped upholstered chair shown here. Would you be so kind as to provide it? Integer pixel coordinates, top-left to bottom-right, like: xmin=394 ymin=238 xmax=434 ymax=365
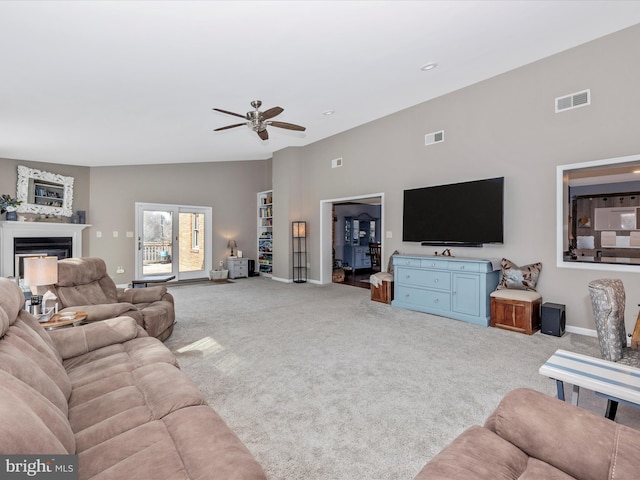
xmin=587 ymin=278 xmax=640 ymax=366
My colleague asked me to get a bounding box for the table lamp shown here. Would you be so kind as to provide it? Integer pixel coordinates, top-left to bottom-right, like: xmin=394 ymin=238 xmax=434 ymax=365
xmin=228 ymin=239 xmax=237 ymax=257
xmin=23 ymin=256 xmax=58 ymax=314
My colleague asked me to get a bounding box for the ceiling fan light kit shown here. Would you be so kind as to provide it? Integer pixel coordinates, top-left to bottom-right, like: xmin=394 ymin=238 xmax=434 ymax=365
xmin=213 ymin=100 xmax=306 ymax=141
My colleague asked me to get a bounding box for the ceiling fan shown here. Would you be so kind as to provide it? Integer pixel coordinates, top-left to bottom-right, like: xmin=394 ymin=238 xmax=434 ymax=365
xmin=213 ymin=100 xmax=306 ymax=140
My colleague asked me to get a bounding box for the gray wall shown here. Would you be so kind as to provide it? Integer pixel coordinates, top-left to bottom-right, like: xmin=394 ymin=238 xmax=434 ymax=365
xmin=88 ymin=160 xmax=271 ymax=282
xmin=272 ymin=24 xmax=640 ymax=332
xmin=0 ymin=158 xmax=91 ymax=248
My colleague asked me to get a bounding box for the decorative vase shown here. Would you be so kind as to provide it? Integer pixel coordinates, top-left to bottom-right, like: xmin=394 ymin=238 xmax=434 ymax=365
xmin=5 ymin=208 xmax=17 ymax=221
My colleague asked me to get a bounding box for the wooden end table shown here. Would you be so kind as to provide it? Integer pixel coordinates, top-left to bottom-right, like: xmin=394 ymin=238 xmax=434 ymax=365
xmin=40 ymin=311 xmax=88 ymax=330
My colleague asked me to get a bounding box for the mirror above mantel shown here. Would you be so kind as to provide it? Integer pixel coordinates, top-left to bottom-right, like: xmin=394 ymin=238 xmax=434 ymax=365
xmin=557 ymin=153 xmax=640 ymax=272
xmin=16 ymin=166 xmax=74 ymax=217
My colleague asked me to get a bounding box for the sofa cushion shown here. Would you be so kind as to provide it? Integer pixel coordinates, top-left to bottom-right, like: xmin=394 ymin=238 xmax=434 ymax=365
xmin=489 ymin=388 xmax=640 ymax=480
xmin=137 ymin=301 xmax=175 ymax=338
xmin=0 ymin=320 xmax=73 ymax=415
xmin=63 ymin=336 xmax=178 ymax=389
xmin=0 ymin=276 xmax=25 ymax=332
xmin=54 ymin=257 xmax=119 ymax=305
xmin=71 ymin=363 xmax=208 ymax=452
xmin=0 ymin=370 xmax=75 ymax=454
xmin=413 ymin=425 xmax=528 ymax=479
xmin=48 ymin=316 xmax=140 ymax=360
xmin=78 ymin=406 xmax=267 ymax=480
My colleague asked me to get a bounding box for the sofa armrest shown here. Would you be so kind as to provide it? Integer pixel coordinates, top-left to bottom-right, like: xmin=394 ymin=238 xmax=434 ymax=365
xmin=48 ymin=316 xmax=141 ymax=360
xmin=117 ymin=285 xmax=168 ymax=304
xmin=487 ymin=388 xmax=640 ymax=480
xmin=60 ymin=303 xmax=136 ymax=322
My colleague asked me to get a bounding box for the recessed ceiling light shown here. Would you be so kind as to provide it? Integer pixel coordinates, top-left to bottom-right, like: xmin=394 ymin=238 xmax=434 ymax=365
xmin=323 ymin=110 xmax=335 ymax=116
xmin=420 ymin=62 xmax=438 ymax=71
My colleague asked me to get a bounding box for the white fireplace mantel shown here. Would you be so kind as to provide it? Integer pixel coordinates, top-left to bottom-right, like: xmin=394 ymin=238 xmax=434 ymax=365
xmin=0 ymin=221 xmax=91 ymax=277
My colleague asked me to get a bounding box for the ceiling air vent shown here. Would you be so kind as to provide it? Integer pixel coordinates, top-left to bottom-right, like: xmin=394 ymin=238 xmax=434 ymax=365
xmin=555 ymin=89 xmax=590 ymax=113
xmin=425 ymin=130 xmax=444 ymax=146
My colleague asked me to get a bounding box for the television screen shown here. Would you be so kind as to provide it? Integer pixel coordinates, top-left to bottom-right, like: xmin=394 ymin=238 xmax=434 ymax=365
xmin=402 ymin=177 xmax=504 ymax=246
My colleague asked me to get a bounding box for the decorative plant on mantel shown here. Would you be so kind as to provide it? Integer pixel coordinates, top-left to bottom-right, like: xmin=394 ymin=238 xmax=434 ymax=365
xmin=0 ymin=194 xmax=22 ymax=213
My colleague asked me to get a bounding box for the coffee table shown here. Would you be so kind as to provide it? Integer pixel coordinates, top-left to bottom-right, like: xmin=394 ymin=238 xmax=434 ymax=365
xmin=539 ymin=349 xmax=640 ymax=420
xmin=40 ymin=311 xmax=88 ymax=330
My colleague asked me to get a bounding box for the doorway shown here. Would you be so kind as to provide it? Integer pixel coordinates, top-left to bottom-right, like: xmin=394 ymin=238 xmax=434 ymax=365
xmin=319 ymin=193 xmax=384 ymax=286
xmin=135 ymin=202 xmax=212 ymax=281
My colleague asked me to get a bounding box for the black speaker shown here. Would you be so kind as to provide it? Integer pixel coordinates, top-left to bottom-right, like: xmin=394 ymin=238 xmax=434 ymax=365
xmin=541 ymin=303 xmax=566 ymax=337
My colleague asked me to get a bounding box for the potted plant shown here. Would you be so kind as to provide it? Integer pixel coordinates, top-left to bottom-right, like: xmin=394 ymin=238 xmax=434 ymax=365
xmin=1 ymin=194 xmax=22 ymax=221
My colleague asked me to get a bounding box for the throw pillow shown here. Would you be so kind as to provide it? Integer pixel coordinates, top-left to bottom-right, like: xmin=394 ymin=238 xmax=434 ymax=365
xmin=497 ymin=258 xmax=542 ymax=291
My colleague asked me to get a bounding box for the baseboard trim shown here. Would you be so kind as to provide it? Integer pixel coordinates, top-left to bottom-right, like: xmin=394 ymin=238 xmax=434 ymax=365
xmin=271 ymin=276 xmax=291 ymax=283
xmin=565 ymin=325 xmax=597 ymax=337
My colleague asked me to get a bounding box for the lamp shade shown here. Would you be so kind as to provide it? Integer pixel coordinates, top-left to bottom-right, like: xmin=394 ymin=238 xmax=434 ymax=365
xmin=227 ymin=239 xmax=237 ymax=249
xmin=292 ymin=221 xmax=306 ymax=238
xmin=23 ymin=256 xmax=58 ymax=287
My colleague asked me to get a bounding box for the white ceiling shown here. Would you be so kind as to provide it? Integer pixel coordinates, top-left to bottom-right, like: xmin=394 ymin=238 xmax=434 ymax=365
xmin=2 ymin=1 xmax=640 ymax=168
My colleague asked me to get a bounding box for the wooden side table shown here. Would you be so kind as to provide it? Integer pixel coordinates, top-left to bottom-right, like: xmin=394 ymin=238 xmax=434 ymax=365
xmin=490 ymin=290 xmax=542 ymax=335
xmin=631 ymin=311 xmax=640 ymax=349
xmin=40 ymin=311 xmax=88 ymax=330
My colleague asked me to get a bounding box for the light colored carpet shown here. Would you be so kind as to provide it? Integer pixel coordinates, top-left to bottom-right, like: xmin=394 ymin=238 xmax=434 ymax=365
xmin=164 ymin=278 xmax=637 ymax=480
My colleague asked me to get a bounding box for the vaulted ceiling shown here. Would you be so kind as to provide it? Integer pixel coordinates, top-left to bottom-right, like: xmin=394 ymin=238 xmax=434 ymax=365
xmin=2 ymin=1 xmax=640 ymax=167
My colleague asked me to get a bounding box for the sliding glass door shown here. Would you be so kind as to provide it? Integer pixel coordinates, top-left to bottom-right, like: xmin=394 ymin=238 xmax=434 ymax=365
xmin=135 ymin=203 xmax=212 ymax=281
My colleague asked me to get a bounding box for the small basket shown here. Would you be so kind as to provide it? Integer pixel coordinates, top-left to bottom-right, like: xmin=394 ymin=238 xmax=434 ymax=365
xmin=209 ymin=269 xmax=228 ymax=280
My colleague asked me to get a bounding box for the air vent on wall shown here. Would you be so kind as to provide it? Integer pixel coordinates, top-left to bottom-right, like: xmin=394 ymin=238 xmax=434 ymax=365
xmin=331 ymin=157 xmax=343 ymax=168
xmin=425 ymin=130 xmax=444 ymax=146
xmin=555 ymin=89 xmax=590 ymax=113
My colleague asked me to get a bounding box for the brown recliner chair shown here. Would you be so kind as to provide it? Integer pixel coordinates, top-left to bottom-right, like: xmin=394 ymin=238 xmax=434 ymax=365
xmin=46 ymin=257 xmax=175 ymax=341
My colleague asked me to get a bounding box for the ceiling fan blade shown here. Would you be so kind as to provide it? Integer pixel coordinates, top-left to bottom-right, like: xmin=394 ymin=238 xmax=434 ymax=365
xmin=262 ymin=107 xmax=283 ymax=120
xmin=269 ymin=121 xmax=306 ymax=132
xmin=213 ymin=108 xmax=247 ymax=119
xmin=214 ymin=123 xmax=246 ymax=131
xmin=257 ymin=129 xmax=269 ymax=140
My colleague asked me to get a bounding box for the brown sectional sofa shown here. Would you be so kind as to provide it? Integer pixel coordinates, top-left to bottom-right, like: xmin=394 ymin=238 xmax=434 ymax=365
xmin=46 ymin=257 xmax=175 ymax=341
xmin=0 ymin=277 xmax=266 ymax=480
xmin=414 ymin=387 xmax=640 ymax=479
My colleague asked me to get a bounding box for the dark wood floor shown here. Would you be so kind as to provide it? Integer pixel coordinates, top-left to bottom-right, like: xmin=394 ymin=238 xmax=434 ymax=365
xmin=335 ymin=267 xmax=381 ymax=290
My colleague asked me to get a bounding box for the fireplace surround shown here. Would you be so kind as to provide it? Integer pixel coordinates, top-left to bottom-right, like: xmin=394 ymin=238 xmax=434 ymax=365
xmin=0 ymin=221 xmax=90 ymax=277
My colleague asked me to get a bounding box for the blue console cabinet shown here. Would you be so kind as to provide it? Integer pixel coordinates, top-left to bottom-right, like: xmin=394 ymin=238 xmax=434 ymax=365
xmin=391 ymin=255 xmax=500 ymax=326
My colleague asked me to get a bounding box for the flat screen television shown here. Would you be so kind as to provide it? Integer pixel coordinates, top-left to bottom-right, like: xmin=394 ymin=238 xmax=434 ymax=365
xmin=402 ymin=177 xmax=504 ymax=247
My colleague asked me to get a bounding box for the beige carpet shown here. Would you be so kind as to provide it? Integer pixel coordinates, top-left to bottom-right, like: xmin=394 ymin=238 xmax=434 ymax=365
xmin=165 ymin=278 xmax=639 ymax=479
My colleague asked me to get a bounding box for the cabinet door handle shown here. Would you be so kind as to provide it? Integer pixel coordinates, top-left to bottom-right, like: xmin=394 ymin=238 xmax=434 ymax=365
xmin=433 ymin=298 xmax=439 ymax=303
xmin=434 ymin=278 xmax=439 ymax=284
xmin=459 ymin=265 xmax=465 ymax=270
xmin=405 ymin=274 xmax=411 ymax=279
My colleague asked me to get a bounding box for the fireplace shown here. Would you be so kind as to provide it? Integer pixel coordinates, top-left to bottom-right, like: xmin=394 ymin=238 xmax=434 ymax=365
xmin=14 ymin=236 xmax=73 ymax=278
xmin=0 ymin=221 xmax=90 ymax=278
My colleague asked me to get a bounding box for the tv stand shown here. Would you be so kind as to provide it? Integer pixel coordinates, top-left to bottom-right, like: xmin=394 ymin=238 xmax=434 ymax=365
xmin=391 ymin=254 xmax=500 ymax=326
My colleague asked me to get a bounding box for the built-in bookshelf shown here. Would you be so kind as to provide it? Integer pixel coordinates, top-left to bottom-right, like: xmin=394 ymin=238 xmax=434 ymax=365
xmin=257 ymin=190 xmax=273 ymax=276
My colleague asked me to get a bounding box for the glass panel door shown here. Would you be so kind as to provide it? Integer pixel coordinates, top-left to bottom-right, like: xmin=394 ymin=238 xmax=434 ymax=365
xmin=178 ymin=211 xmax=206 ymax=276
xmin=141 ymin=208 xmax=174 ymax=276
xmin=136 ymin=203 xmax=212 ymax=281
